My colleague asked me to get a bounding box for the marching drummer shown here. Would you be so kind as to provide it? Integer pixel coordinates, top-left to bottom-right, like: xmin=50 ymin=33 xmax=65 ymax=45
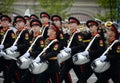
xmin=59 ymin=17 xmax=86 ymax=83
xmin=3 ymin=15 xmax=31 ymax=83
xmin=33 ymin=23 xmax=61 ymax=83
xmin=77 ymin=20 xmax=106 ymax=83
xmin=40 ymin=12 xmax=50 ymax=39
xmin=95 ymin=24 xmax=120 ymax=83
xmin=19 ymin=19 xmax=43 ymax=83
xmin=0 ymin=15 xmax=17 ymax=83
xmin=0 ymin=15 xmax=15 ymax=53
xmin=51 ymin=15 xmax=72 ymax=83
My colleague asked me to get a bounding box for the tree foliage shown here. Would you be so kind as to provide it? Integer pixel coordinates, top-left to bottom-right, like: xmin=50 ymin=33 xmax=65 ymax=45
xmin=0 ymin=0 xmax=17 ymax=14
xmin=97 ymin=0 xmax=118 ymax=8
xmin=37 ymin=0 xmax=74 ymax=19
xmin=95 ymin=0 xmax=120 ymax=21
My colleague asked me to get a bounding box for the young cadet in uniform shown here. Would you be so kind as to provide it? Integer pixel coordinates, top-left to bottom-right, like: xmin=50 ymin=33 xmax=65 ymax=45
xmin=40 ymin=12 xmax=50 ymax=39
xmin=34 ymin=23 xmax=61 ymax=83
xmin=3 ymin=15 xmax=31 ymax=83
xmin=95 ymin=24 xmax=120 ymax=83
xmin=19 ymin=19 xmax=43 ymax=83
xmin=0 ymin=15 xmax=13 ymax=50
xmin=0 ymin=15 xmax=16 ymax=81
xmin=0 ymin=15 xmax=11 ymax=33
xmin=51 ymin=15 xmax=68 ymax=50
xmin=51 ymin=15 xmax=63 ymax=32
xmin=51 ymin=15 xmax=72 ymax=83
xmin=60 ymin=17 xmax=86 ymax=83
xmin=0 ymin=15 xmax=12 ymax=49
xmin=77 ymin=20 xmax=106 ymax=83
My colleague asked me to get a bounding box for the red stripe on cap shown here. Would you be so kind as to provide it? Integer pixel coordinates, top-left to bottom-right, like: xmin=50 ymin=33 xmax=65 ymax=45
xmin=32 ymin=22 xmax=40 ymax=26
xmin=88 ymin=22 xmax=96 ymax=26
xmin=2 ymin=17 xmax=10 ymax=22
xmin=53 ymin=17 xmax=60 ymax=21
xmin=31 ymin=16 xmax=38 ymax=19
xmin=25 ymin=17 xmax=30 ymax=20
xmin=41 ymin=14 xmax=49 ymax=18
xmin=70 ymin=19 xmax=78 ymax=24
xmin=16 ymin=18 xmax=25 ymax=22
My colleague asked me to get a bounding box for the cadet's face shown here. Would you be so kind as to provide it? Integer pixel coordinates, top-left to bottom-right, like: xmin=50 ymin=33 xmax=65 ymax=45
xmin=32 ymin=25 xmax=41 ymax=33
xmin=69 ymin=23 xmax=77 ymax=30
xmin=16 ymin=21 xmax=25 ymax=28
xmin=1 ymin=20 xmax=10 ymax=27
xmin=41 ymin=17 xmax=49 ymax=23
xmin=89 ymin=25 xmax=98 ymax=33
xmin=47 ymin=28 xmax=56 ymax=36
xmin=53 ymin=20 xmax=61 ymax=26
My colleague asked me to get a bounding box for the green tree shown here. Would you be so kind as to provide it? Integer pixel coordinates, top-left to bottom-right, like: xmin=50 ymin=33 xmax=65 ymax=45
xmin=0 ymin=0 xmax=17 ymax=14
xmin=37 ymin=0 xmax=74 ymax=19
xmin=95 ymin=0 xmax=119 ymax=21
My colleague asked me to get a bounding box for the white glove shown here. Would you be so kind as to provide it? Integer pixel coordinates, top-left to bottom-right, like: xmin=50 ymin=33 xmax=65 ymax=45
xmin=0 ymin=45 xmax=4 ymax=50
xmin=22 ymin=52 xmax=30 ymax=58
xmin=79 ymin=51 xmax=89 ymax=57
xmin=34 ymin=57 xmax=41 ymax=62
xmin=0 ymin=50 xmax=7 ymax=57
xmin=63 ymin=47 xmax=71 ymax=53
xmin=9 ymin=46 xmax=17 ymax=51
xmin=99 ymin=55 xmax=107 ymax=61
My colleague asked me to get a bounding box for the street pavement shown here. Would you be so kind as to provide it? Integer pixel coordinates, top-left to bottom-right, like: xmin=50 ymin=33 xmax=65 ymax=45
xmin=69 ymin=69 xmax=113 ymax=83
xmin=0 ymin=69 xmax=113 ymax=83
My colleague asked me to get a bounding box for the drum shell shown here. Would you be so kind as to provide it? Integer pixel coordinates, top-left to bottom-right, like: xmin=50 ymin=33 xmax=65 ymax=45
xmin=73 ymin=53 xmax=90 ymax=65
xmin=91 ymin=59 xmax=110 ymax=73
xmin=29 ymin=61 xmax=48 ymax=74
xmin=5 ymin=49 xmax=20 ymax=60
xmin=16 ymin=56 xmax=33 ymax=69
xmin=57 ymin=50 xmax=71 ymax=63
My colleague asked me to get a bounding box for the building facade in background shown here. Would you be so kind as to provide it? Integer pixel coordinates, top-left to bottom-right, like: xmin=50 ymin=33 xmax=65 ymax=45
xmin=2 ymin=0 xmax=107 ymax=22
